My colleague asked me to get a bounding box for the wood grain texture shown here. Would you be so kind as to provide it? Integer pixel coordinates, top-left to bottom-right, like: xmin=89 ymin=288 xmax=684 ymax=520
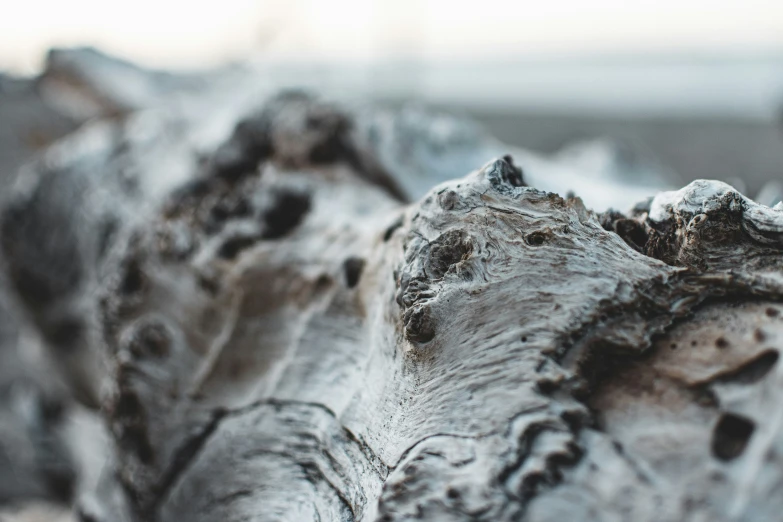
xmin=2 ymin=72 xmax=783 ymax=522
xmin=98 ymin=96 xmax=783 ymax=520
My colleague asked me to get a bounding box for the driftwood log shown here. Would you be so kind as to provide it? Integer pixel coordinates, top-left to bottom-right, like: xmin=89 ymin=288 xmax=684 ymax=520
xmin=1 ymin=50 xmax=783 ymax=522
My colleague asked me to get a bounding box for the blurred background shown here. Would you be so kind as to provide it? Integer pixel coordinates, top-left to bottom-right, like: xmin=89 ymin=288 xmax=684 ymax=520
xmin=2 ymin=0 xmax=783 ymax=197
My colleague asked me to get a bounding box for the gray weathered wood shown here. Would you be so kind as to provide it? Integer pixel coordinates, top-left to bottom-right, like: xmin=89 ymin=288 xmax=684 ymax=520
xmin=2 ymin=56 xmax=783 ymax=522
xmin=97 ymin=96 xmax=783 ymax=521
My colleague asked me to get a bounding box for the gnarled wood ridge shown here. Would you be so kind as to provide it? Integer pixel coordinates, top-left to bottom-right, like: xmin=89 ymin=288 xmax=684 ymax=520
xmin=2 ymin=86 xmax=783 ymax=522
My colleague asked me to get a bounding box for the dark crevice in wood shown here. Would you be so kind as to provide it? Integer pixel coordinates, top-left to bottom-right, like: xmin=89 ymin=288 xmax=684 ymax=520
xmin=712 ymin=413 xmax=755 ymax=461
xmin=146 ymin=408 xmax=228 ymax=518
xmin=261 ymin=190 xmax=311 ymax=240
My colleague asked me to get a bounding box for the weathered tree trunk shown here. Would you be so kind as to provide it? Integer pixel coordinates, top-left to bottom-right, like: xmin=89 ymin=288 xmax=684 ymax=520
xmin=2 ymin=52 xmax=783 ymax=522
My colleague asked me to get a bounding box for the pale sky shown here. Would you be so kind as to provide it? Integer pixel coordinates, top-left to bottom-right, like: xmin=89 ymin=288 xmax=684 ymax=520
xmin=1 ymin=0 xmax=783 ymax=73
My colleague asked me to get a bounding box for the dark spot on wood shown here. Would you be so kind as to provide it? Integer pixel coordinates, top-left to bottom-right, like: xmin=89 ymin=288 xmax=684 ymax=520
xmin=46 ymin=317 xmax=84 ymax=349
xmin=712 ymin=413 xmax=754 ymax=461
xmin=447 ymin=487 xmax=461 ymax=499
xmin=112 ymin=388 xmax=155 ymax=465
xmin=261 ymin=190 xmax=311 ymax=239
xmin=313 ymin=274 xmax=333 ymax=294
xmin=598 ymin=211 xmax=649 ymax=252
xmin=213 ymin=144 xmax=268 ymax=182
xmin=561 ymin=409 xmax=587 ymax=432
xmin=520 ymin=471 xmax=547 ymax=497
xmin=691 ymin=340 xmax=698 ymax=347
xmin=40 ymin=395 xmax=66 ymax=424
xmin=164 ymin=178 xmax=214 ymax=219
xmin=308 ymin=117 xmax=351 ymax=164
xmin=689 ymin=214 xmax=708 ymax=227
xmin=716 ymin=350 xmax=779 ymax=385
xmin=486 ymin=156 xmax=526 ymax=190
xmin=754 ymin=328 xmax=767 ymax=343
xmin=218 ymin=235 xmax=258 ymax=260
xmin=404 ymin=305 xmax=435 ymax=344
xmin=715 ymin=337 xmax=729 ymax=349
xmin=198 ymin=272 xmax=220 ymax=295
xmin=208 ymin=195 xmax=251 ymax=232
xmin=536 ymin=379 xmax=558 ymax=394
xmin=615 ymin=219 xmax=649 ymax=251
xmin=521 ymin=335 xmax=528 ymax=343
xmin=113 ymin=387 xmax=141 ymax=420
xmin=670 ymin=343 xmax=678 ymax=350
xmin=119 ymin=258 xmax=145 ymax=296
xmin=525 ymin=231 xmax=547 ymax=247
xmin=558 ymin=444 xmax=582 ymax=466
xmin=343 ymin=257 xmax=365 ymax=289
xmin=383 ymin=217 xmax=404 ymax=242
xmin=501 ymin=154 xmax=525 ymax=187
xmin=128 ymin=322 xmax=171 ymax=359
xmin=438 ymin=190 xmax=460 ymax=210
xmin=212 ymin=117 xmax=271 ymax=181
xmin=766 ymin=307 xmax=780 ymax=318
xmin=44 ymin=464 xmax=76 ymax=504
xmin=427 ymin=229 xmax=472 ymax=279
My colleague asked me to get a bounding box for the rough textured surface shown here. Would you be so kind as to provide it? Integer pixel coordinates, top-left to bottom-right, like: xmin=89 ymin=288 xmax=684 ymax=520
xmin=98 ymin=136 xmax=783 ymax=521
xmin=2 ymin=50 xmax=783 ymax=522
